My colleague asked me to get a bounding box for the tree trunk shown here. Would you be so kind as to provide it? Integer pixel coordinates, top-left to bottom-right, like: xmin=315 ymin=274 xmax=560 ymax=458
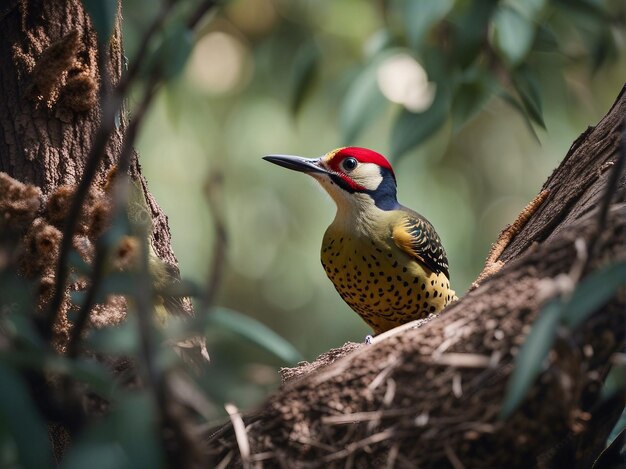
xmin=0 ymin=0 xmax=180 ymax=279
xmin=206 ymin=87 xmax=626 ymax=468
xmin=0 ymin=0 xmax=190 ymax=460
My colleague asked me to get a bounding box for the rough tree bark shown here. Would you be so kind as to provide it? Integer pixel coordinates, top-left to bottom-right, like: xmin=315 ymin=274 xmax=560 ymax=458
xmin=0 ymin=0 xmax=180 ymax=278
xmin=0 ymin=0 xmax=193 ymax=461
xmin=206 ymin=89 xmax=626 ymax=468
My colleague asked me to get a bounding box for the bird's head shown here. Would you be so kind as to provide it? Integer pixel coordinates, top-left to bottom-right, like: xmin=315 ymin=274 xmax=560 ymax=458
xmin=263 ymin=147 xmax=398 ymax=212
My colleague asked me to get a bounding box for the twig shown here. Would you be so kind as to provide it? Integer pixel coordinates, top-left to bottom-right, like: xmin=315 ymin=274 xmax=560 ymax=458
xmin=382 ymin=377 xmax=396 ymax=406
xmin=430 ymin=353 xmax=493 ymax=368
xmin=66 ymin=243 xmax=107 ymax=358
xmin=135 ymin=232 xmax=162 ymax=395
xmin=321 ymin=428 xmax=395 ymax=462
xmin=225 ymin=403 xmax=252 ymax=469
xmin=131 ymin=235 xmax=203 ymax=463
xmin=200 ymin=169 xmax=228 ymax=313
xmin=368 ymin=355 xmax=400 ymax=391
xmin=292 ymin=436 xmax=337 ymax=452
xmin=215 ymin=451 xmax=233 ymax=469
xmin=444 ymin=443 xmax=466 ymax=469
xmin=321 ymin=409 xmax=409 ymax=425
xmin=452 ymin=372 xmax=462 ymax=398
xmin=369 ymin=316 xmax=434 ymax=344
xmin=385 ymin=443 xmax=400 ymax=469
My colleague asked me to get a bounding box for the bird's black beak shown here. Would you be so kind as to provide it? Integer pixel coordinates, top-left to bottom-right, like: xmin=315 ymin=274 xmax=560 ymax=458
xmin=263 ymin=155 xmax=327 ymax=175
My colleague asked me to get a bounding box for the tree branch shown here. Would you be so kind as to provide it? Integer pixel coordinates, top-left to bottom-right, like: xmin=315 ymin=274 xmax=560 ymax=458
xmin=204 ymin=86 xmax=626 ymax=468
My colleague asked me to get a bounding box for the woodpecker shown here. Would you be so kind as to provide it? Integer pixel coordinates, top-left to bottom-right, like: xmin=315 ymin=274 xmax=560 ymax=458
xmin=263 ymin=147 xmax=455 ymax=335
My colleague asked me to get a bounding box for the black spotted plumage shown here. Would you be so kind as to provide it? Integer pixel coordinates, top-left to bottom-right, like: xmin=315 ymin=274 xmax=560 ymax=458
xmin=393 ymin=208 xmax=450 ymax=279
xmin=264 ymin=146 xmax=456 ymax=334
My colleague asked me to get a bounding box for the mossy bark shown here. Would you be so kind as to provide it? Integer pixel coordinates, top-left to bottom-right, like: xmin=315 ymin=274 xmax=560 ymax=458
xmin=0 ymin=0 xmax=181 ymax=277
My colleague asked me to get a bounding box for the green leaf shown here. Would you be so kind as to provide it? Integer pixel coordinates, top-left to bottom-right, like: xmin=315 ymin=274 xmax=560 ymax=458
xmin=533 ymin=24 xmax=559 ymax=53
xmin=4 ymin=311 xmax=44 ymax=350
xmin=451 ymin=71 xmax=494 ymax=131
xmin=364 ymin=29 xmax=395 ymax=58
xmin=606 ymin=408 xmax=626 ymax=447
xmin=505 ymin=0 xmax=546 ymax=20
xmin=0 ymin=424 xmax=19 ymax=467
xmin=163 ymin=81 xmax=185 ymax=128
xmin=99 ymin=271 xmax=137 ymax=298
xmin=70 ymin=290 xmax=87 ymax=307
xmin=82 ymin=0 xmax=117 ymax=45
xmin=53 ymin=359 xmax=115 ymax=398
xmin=500 ymin=299 xmax=560 ymax=419
xmin=404 ymin=0 xmax=455 ymax=49
xmin=491 ymin=6 xmax=536 ymax=67
xmin=63 ymin=393 xmax=164 ymax=469
xmin=449 ymin=0 xmax=497 ymax=68
xmin=0 ymin=351 xmax=114 ymax=398
xmin=589 ymin=28 xmax=618 ymax=73
xmin=148 ymin=21 xmax=194 ymax=81
xmin=0 ymin=363 xmax=54 ymax=468
xmin=115 ymin=394 xmax=164 ymax=468
xmin=601 ymin=363 xmax=625 ymax=402
xmin=390 ymin=84 xmax=449 ymax=159
xmin=86 ymin=316 xmax=139 ymax=355
xmin=556 ymin=0 xmax=608 ymax=20
xmin=290 ymin=42 xmax=320 ymax=116
xmin=68 ymin=249 xmax=91 ymax=274
xmin=561 ymin=261 xmax=626 ymax=329
xmin=498 ymin=89 xmax=541 ymax=143
xmin=157 ymin=278 xmax=203 ymax=299
xmin=207 ymin=307 xmax=304 ymax=364
xmin=512 ymin=67 xmax=545 ymax=129
xmin=339 ymin=63 xmax=388 ymax=145
xmin=592 ymin=407 xmax=626 ymax=469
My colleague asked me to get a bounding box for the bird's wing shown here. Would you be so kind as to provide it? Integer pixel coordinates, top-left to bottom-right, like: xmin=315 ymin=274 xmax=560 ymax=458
xmin=391 ymin=211 xmax=450 ymax=279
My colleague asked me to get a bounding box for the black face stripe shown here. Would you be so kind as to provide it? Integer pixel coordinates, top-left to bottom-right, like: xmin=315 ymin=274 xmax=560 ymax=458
xmin=329 ymin=173 xmax=357 ymax=193
xmin=329 ymin=166 xmax=399 ymax=210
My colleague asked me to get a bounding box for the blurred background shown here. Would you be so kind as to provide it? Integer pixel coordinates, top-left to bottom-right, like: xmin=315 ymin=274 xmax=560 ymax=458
xmin=123 ymin=0 xmax=625 ymax=407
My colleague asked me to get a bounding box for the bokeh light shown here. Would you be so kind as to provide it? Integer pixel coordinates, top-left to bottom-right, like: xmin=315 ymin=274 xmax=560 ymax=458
xmin=377 ymin=53 xmax=436 ymax=112
xmin=187 ymin=30 xmax=252 ymax=94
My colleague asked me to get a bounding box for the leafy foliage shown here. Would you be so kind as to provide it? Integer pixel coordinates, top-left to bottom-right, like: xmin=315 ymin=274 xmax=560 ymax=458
xmin=339 ymin=59 xmax=388 ymax=146
xmin=146 ymin=21 xmax=194 ymax=81
xmin=0 ymin=3 xmax=304 ymax=467
xmin=289 ymin=0 xmax=623 ymax=157
xmin=207 ymin=307 xmax=304 ymax=364
xmin=290 ymin=41 xmax=320 ymax=115
xmin=0 ymin=364 xmax=53 ymax=468
xmin=391 ymin=84 xmax=450 ymax=158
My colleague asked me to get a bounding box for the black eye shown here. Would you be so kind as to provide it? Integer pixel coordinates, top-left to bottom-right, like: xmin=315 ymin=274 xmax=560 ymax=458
xmin=342 ymin=157 xmax=358 ymax=171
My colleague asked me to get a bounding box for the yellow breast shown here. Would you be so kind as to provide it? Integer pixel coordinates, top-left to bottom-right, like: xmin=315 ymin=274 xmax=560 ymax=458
xmin=321 ymin=231 xmax=455 ymax=334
